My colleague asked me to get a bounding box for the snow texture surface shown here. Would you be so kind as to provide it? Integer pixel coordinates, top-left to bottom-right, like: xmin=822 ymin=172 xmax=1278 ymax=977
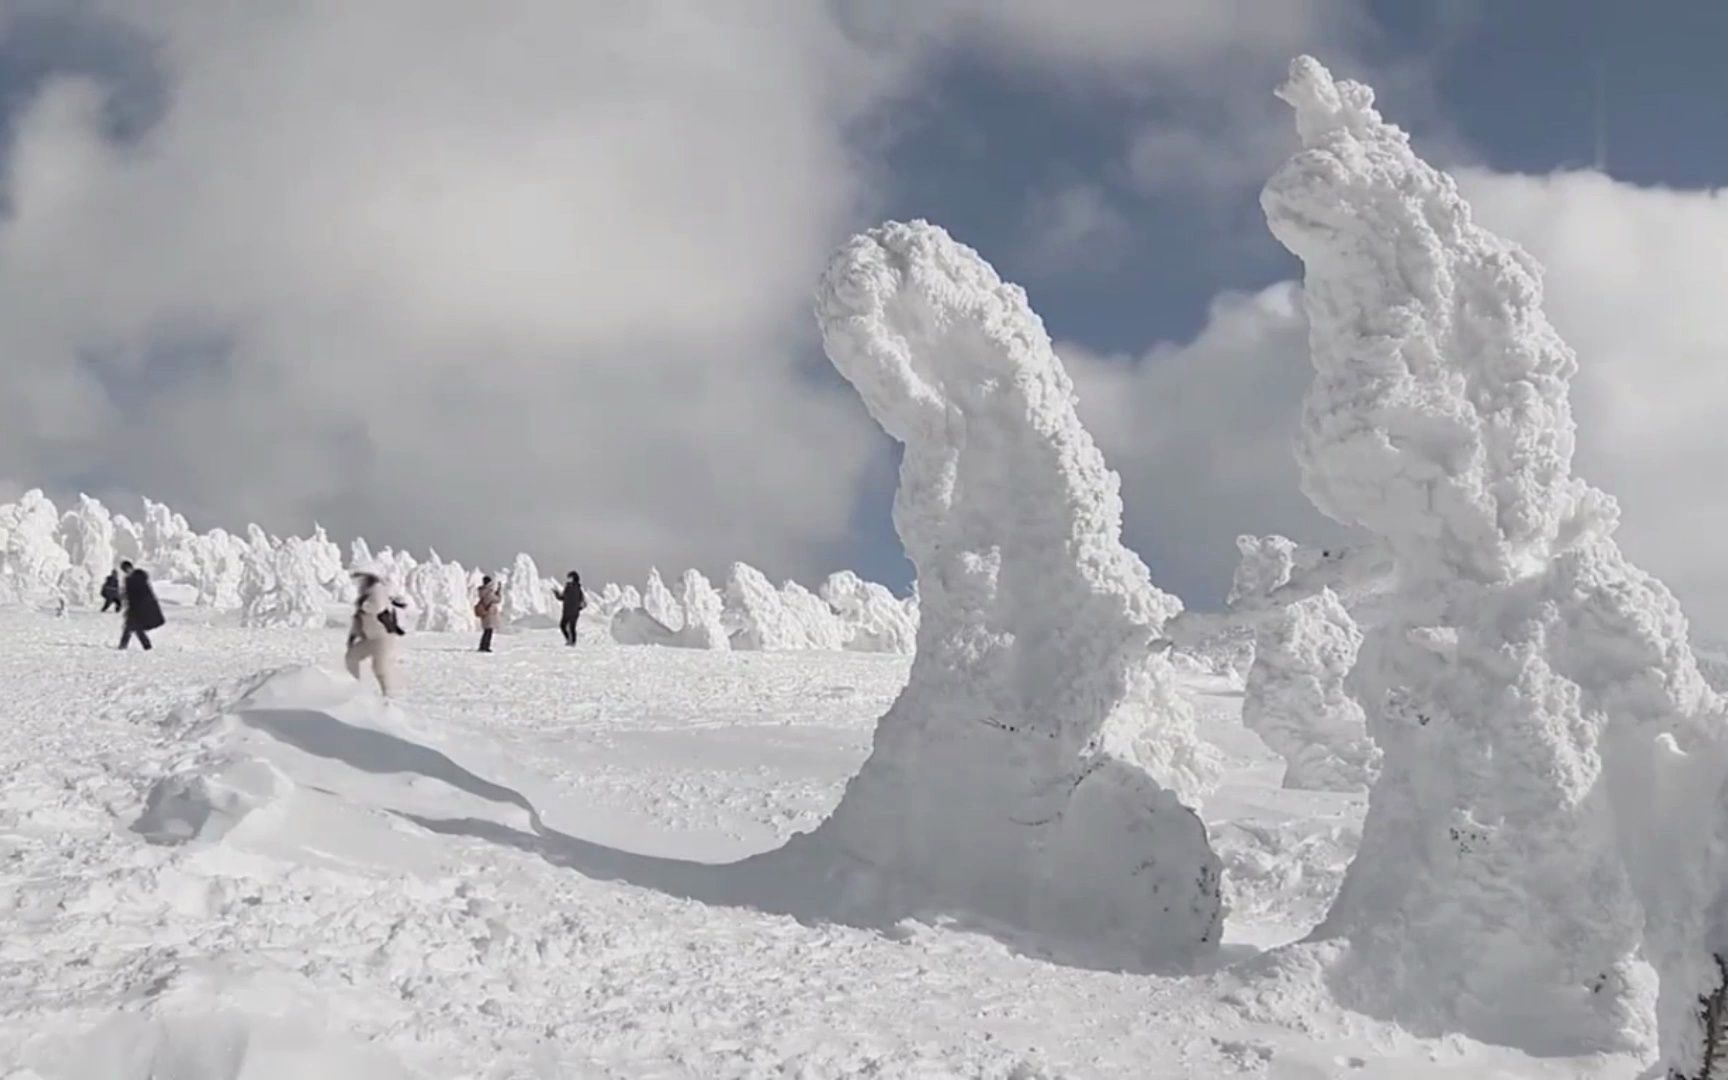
xmin=782 ymin=220 xmax=1223 ymax=969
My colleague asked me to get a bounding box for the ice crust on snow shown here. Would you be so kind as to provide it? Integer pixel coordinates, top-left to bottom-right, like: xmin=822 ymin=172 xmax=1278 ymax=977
xmin=1242 ymin=589 xmax=1376 ymax=792
xmin=1267 ymin=56 xmax=1728 ymax=1066
xmin=783 ymin=220 xmax=1222 ymax=967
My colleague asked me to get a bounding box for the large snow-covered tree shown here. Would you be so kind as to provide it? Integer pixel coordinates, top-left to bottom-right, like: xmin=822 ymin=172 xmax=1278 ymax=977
xmin=1266 ymin=56 xmax=1728 ymax=1067
xmin=767 ymin=220 xmax=1222 ymax=968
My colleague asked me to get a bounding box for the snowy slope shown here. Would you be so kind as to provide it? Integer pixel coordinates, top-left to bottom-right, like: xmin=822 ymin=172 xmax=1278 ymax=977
xmin=0 ymin=607 xmax=1644 ymax=1078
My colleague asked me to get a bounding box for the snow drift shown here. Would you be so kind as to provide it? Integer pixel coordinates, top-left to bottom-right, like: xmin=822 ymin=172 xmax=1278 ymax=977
xmin=775 ymin=220 xmax=1222 ymax=968
xmin=1266 ymin=56 xmax=1728 ymax=1067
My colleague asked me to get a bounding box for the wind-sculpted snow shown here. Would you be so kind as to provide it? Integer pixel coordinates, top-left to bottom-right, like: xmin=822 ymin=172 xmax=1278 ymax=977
xmin=1243 ymin=589 xmax=1376 ymax=792
xmin=776 ymin=220 xmax=1222 ymax=968
xmin=1266 ymin=56 xmax=1728 ymax=1067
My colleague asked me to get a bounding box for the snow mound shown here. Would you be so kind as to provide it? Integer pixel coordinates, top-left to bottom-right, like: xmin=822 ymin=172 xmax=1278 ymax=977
xmin=777 ymin=220 xmax=1222 ymax=968
xmin=610 ymin=607 xmax=679 ymax=647
xmin=1242 ymin=589 xmax=1376 ymax=792
xmin=1267 ymin=56 xmax=1728 ymax=1066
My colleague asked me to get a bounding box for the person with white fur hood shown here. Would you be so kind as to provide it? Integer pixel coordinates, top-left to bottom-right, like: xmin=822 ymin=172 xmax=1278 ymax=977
xmin=346 ymin=570 xmax=406 ymax=696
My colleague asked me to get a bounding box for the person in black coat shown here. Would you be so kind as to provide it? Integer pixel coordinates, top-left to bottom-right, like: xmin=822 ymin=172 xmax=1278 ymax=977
xmin=120 ymin=566 xmax=165 ymax=651
xmin=100 ymin=569 xmax=123 ymax=612
xmin=554 ymin=571 xmax=585 ymax=646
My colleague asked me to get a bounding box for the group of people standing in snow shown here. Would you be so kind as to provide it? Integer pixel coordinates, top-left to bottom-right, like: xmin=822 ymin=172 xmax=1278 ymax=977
xmin=99 ymin=562 xmax=165 ymax=651
xmin=342 ymin=568 xmax=586 ymax=697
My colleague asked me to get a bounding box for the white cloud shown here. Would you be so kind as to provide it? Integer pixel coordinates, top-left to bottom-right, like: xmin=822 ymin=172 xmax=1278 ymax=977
xmin=1459 ymin=169 xmax=1728 ymax=636
xmin=0 ymin=0 xmax=1373 ymax=586
xmin=1018 ymin=183 xmax=1132 ymax=275
xmin=845 ymin=0 xmax=1350 ymax=80
xmin=0 ymin=2 xmax=897 ymax=581
xmin=1064 ymin=284 xmax=1355 ymax=607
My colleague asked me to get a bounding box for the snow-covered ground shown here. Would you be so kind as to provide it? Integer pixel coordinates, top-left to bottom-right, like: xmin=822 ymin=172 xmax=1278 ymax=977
xmin=0 ymin=606 xmax=1641 ymax=1078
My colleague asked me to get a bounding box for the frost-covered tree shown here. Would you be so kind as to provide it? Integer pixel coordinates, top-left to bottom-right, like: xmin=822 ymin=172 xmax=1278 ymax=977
xmin=780 ymin=580 xmax=847 ymax=651
xmin=111 ymin=513 xmax=144 ymax=567
xmin=724 ymin=563 xmax=802 ymax=650
xmin=304 ymin=525 xmax=346 ymax=599
xmin=0 ymin=490 xmax=71 ymax=599
xmin=766 ymin=220 xmax=1222 ymax=967
xmin=1227 ymin=534 xmax=1298 ymax=607
xmin=641 ymin=568 xmax=683 ymax=634
xmin=349 ymin=536 xmax=374 ymax=574
xmin=1243 ymin=589 xmax=1376 ymax=792
xmin=241 ymin=536 xmax=330 ymax=629
xmin=194 ymin=528 xmax=248 ymax=610
xmin=820 ymin=570 xmax=917 ymax=654
xmin=1265 ymin=57 xmax=1728 ymax=1063
xmin=404 ymin=553 xmax=475 ymax=632
xmin=503 ymin=552 xmax=550 ymax=624
xmin=140 ymin=498 xmax=201 ymax=584
xmin=56 ymin=566 xmax=95 ymax=610
xmin=675 ymin=569 xmax=729 ymax=650
xmin=56 ymin=495 xmax=116 ymax=585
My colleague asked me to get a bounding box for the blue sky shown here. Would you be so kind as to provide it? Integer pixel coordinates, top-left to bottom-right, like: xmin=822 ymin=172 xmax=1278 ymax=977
xmin=2 ymin=2 xmax=1726 ymax=626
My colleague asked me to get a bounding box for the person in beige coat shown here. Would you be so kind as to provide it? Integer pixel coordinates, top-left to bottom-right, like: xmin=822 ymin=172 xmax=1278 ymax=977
xmin=475 ymin=574 xmax=503 ymax=653
xmin=347 ymin=571 xmax=406 ymax=695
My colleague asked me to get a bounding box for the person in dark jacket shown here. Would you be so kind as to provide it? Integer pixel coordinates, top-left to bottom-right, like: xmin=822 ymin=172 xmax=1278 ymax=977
xmin=119 ymin=565 xmax=165 ymax=651
xmin=554 ymin=571 xmax=585 ymax=646
xmin=100 ymin=569 xmax=123 ymax=612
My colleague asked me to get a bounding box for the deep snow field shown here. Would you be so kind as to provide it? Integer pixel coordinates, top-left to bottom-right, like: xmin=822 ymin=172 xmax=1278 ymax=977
xmin=0 ymin=605 xmax=1642 ymax=1079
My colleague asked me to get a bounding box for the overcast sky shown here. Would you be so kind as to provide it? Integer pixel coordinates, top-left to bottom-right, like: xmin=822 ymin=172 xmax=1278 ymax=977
xmin=3 ymin=1 xmax=1727 ymax=633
